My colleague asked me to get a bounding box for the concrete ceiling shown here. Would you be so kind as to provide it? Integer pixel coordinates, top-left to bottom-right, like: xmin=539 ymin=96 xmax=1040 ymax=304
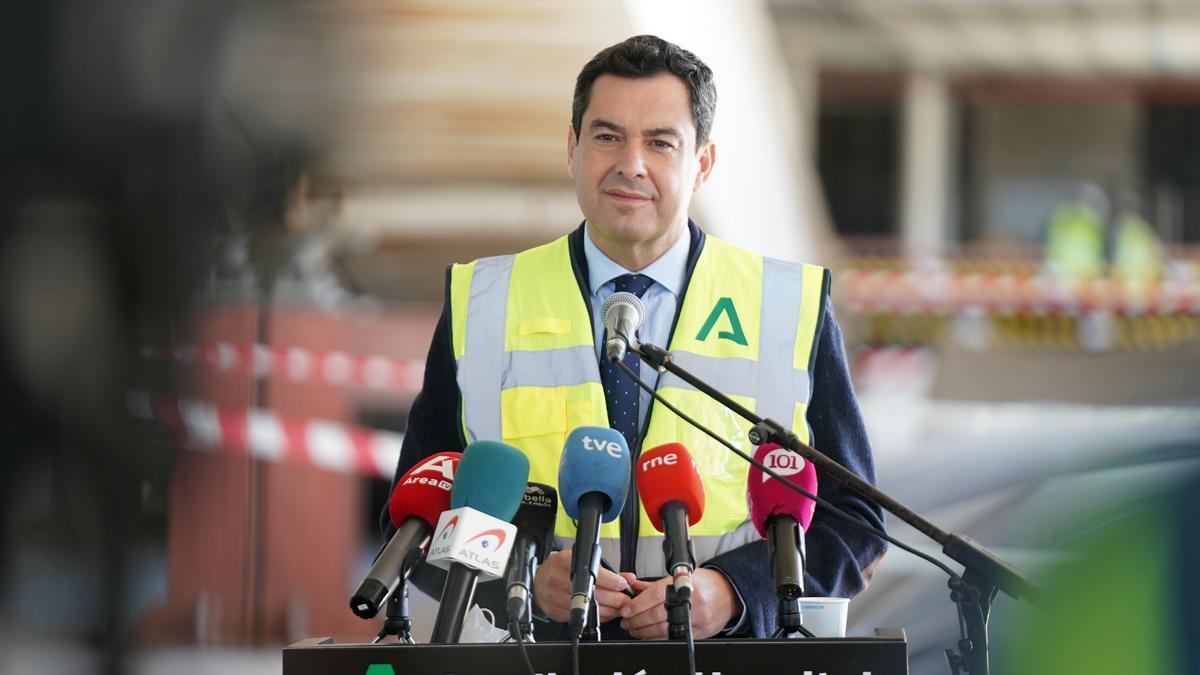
xmin=772 ymin=0 xmax=1200 ymax=75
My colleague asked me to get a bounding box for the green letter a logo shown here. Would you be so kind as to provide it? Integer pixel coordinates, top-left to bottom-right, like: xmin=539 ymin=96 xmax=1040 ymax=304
xmin=695 ymin=297 xmax=748 ymax=346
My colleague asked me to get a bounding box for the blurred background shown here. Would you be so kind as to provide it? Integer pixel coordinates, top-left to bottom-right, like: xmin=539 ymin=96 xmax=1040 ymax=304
xmin=2 ymin=1 xmax=1198 ymax=674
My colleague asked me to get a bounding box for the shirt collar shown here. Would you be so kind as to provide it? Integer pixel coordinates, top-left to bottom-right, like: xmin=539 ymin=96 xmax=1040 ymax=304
xmin=583 ymin=222 xmax=689 ymax=297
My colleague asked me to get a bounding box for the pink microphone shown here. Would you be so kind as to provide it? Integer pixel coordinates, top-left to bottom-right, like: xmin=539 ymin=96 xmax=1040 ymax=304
xmin=747 ymin=443 xmax=818 ymax=609
xmin=747 ymin=443 xmax=818 ymax=536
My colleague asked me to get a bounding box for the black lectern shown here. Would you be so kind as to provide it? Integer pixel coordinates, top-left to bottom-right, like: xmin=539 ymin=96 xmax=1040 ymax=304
xmin=284 ymin=630 xmax=908 ymax=675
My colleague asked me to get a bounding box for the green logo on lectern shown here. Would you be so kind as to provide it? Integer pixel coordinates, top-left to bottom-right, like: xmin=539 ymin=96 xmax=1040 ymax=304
xmin=696 ymin=297 xmax=748 ymax=346
xmin=364 ymin=665 xmax=396 ymax=675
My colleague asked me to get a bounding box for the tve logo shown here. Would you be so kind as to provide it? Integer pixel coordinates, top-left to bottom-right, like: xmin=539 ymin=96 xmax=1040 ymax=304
xmin=761 ymin=447 xmax=805 ymax=482
xmin=582 ymin=435 xmax=623 ymax=459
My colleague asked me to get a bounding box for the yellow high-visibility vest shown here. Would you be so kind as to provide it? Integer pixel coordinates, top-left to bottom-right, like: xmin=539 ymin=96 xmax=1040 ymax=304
xmin=449 ymin=231 xmax=828 ymax=577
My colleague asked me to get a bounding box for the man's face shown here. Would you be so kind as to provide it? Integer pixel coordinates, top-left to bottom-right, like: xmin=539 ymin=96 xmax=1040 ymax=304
xmin=568 ymin=73 xmax=715 ymax=253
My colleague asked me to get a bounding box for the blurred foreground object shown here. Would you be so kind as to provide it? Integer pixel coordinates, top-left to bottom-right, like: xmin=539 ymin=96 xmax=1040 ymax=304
xmin=998 ymin=467 xmax=1200 ymax=674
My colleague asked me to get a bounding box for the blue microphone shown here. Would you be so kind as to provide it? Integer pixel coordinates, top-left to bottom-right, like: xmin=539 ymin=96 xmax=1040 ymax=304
xmin=430 ymin=440 xmax=530 ymax=643
xmin=558 ymin=426 xmax=630 ymax=638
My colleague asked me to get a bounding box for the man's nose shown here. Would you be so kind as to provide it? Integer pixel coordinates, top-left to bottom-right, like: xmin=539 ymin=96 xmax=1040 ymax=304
xmin=615 ymin=142 xmax=647 ymax=178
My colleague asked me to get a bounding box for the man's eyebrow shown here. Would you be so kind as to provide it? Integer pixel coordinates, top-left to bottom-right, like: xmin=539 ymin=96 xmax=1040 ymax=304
xmin=588 ymin=119 xmax=626 ymax=134
xmin=645 ymin=127 xmax=683 ymax=139
xmin=587 ymin=120 xmax=683 ymax=140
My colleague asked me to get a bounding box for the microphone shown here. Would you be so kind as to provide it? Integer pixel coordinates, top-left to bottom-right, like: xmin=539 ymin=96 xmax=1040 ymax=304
xmin=350 ymin=452 xmax=461 ymax=619
xmin=600 ymin=291 xmax=645 ymax=362
xmin=636 ymin=443 xmax=705 ymax=597
xmin=504 ymin=482 xmax=558 ymax=633
xmin=558 ymin=426 xmax=630 ymax=639
xmin=426 ymin=441 xmax=530 ymax=643
xmin=747 ymin=443 xmax=818 ymax=635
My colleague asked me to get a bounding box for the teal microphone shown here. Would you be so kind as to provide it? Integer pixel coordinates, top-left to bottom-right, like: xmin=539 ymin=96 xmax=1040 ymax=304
xmin=430 ymin=440 xmax=530 ymax=643
xmin=450 ymin=440 xmax=530 ymax=520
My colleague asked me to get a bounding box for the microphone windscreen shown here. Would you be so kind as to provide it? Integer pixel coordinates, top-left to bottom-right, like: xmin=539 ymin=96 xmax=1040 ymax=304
xmin=747 ymin=443 xmax=818 ymax=537
xmin=389 ymin=452 xmax=462 ymax=529
xmin=600 ymin=291 xmax=645 ymax=334
xmin=513 ymin=483 xmax=558 ymax=556
xmin=636 ymin=443 xmax=705 ymax=531
xmin=558 ymin=426 xmax=630 ymax=523
xmin=449 ymin=440 xmax=530 ymax=521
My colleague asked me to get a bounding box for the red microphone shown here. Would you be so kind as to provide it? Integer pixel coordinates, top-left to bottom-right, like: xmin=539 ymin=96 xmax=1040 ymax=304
xmin=351 ymin=452 xmax=461 ymax=619
xmin=747 ymin=443 xmax=818 ymax=630
xmin=637 ymin=443 xmax=705 ymax=598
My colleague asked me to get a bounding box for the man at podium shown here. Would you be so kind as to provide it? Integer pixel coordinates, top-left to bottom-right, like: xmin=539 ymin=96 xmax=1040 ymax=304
xmin=382 ymin=34 xmax=886 ymax=641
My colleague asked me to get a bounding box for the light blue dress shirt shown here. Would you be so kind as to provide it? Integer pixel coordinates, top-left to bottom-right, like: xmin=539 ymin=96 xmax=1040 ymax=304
xmin=583 ymin=222 xmax=690 ymax=434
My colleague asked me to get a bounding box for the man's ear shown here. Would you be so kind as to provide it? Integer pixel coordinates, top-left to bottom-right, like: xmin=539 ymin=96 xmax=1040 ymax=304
xmin=693 ymin=140 xmax=716 ymax=192
xmin=567 ymin=125 xmax=578 ymax=178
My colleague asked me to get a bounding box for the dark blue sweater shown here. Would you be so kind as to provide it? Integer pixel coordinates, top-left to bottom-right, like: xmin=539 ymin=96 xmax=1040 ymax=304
xmin=380 ymin=224 xmax=887 ymax=639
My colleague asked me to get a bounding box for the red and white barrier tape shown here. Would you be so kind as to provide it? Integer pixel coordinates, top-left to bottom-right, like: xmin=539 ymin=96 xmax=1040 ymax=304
xmin=837 ymin=269 xmax=1200 ymax=316
xmin=127 ymin=392 xmax=402 ymax=479
xmin=139 ymin=343 xmax=424 ymax=394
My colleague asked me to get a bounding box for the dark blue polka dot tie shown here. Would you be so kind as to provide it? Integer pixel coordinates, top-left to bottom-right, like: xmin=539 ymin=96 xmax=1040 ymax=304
xmin=600 ymin=273 xmax=655 ymax=452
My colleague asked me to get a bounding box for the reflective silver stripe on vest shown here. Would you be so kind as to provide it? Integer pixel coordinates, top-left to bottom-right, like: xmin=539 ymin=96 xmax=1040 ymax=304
xmin=553 ymin=536 xmax=623 ymax=575
xmin=630 ymin=520 xmax=760 ymax=578
xmin=658 ymin=352 xmax=810 ymax=408
xmin=757 ymin=258 xmax=807 ymax=423
xmin=456 ymin=255 xmax=514 ymax=443
xmin=503 ymin=345 xmax=598 ymax=389
xmin=554 ymin=524 xmax=759 ymax=578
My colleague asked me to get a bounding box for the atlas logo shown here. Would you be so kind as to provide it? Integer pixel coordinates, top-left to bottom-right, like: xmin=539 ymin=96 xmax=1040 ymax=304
xmin=761 ymin=448 xmax=805 ymax=482
xmin=454 ymin=548 xmax=504 ymax=571
xmin=464 ymin=528 xmax=507 ymax=551
xmin=582 ymin=435 xmax=623 ymax=459
xmin=434 ymin=515 xmax=459 ymax=542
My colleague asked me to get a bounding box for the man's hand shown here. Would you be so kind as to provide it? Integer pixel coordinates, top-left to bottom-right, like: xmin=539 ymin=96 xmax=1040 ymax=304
xmin=619 ymin=568 xmax=741 ymax=639
xmin=531 ymin=550 xmax=634 ymax=623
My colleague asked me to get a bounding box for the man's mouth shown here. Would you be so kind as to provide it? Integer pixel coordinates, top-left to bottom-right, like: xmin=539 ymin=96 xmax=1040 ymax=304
xmin=604 ymin=189 xmax=651 ymax=204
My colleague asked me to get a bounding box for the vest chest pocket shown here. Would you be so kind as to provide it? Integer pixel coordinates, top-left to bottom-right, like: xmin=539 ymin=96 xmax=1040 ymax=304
xmin=500 ymin=387 xmax=567 ymax=440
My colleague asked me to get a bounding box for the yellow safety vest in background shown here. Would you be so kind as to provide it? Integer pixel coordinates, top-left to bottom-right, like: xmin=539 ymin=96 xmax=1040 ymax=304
xmin=449 ymin=231 xmax=828 ymax=577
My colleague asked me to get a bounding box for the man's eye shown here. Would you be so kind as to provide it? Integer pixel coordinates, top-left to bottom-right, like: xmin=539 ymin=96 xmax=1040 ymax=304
xmin=595 ymin=134 xmax=617 ymax=142
xmin=652 ymin=140 xmax=674 ymax=149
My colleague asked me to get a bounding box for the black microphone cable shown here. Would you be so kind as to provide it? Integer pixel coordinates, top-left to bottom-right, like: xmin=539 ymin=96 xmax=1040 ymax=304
xmin=614 ymin=358 xmax=977 ymax=647
xmin=508 ymin=612 xmax=537 ymax=675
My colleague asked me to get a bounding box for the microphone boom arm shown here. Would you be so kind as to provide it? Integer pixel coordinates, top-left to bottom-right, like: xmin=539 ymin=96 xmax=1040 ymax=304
xmin=632 ymin=340 xmax=1040 ymax=674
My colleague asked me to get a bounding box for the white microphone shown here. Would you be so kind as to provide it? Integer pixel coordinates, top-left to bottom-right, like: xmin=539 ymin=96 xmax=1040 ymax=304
xmin=600 ymin=291 xmax=645 ymax=362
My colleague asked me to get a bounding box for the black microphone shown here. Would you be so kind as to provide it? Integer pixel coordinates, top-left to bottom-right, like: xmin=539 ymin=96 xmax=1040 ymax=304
xmin=350 ymin=452 xmax=461 ymax=619
xmin=600 ymin=291 xmax=644 ymax=362
xmin=505 ymin=482 xmax=558 ymax=634
xmin=558 ymin=427 xmax=630 ymax=639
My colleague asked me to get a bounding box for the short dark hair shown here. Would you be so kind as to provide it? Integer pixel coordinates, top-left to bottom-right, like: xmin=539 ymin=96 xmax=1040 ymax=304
xmin=572 ymin=35 xmax=717 ymax=147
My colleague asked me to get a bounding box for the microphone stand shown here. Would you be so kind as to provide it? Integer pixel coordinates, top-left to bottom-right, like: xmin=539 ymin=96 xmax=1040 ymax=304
xmin=768 ymin=517 xmax=815 ymax=640
xmin=631 ymin=341 xmax=1041 ymax=675
xmin=581 ymin=597 xmax=601 ymax=642
xmin=372 ymin=584 xmax=416 ymax=644
xmin=372 ymin=554 xmax=420 ymax=644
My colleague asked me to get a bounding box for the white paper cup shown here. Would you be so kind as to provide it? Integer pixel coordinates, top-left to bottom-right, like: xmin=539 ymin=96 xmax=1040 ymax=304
xmin=800 ymin=597 xmax=850 ymax=637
